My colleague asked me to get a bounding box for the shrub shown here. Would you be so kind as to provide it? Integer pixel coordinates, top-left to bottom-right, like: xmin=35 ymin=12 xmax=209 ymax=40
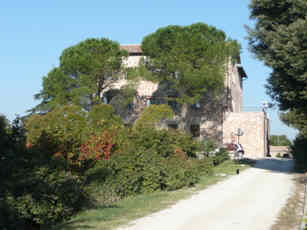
xmin=101 ymin=146 xmax=199 ymax=197
xmin=25 ymin=105 xmax=88 ymax=146
xmin=203 ymin=139 xmax=216 ymax=154
xmin=196 ymin=157 xmax=214 ymax=175
xmin=128 ymin=127 xmax=201 ymax=158
xmin=88 ymin=104 xmax=123 ymax=132
xmin=0 ymin=148 xmax=88 ymax=229
xmin=0 ymin=115 xmax=88 ymax=229
xmin=8 ymin=168 xmax=87 ymax=227
xmin=212 ymin=148 xmax=229 ymax=166
xmin=291 ymin=135 xmax=307 ymax=172
xmin=90 ymin=125 xmax=204 ymax=198
xmin=134 ymin=104 xmax=174 ymax=129
xmin=25 ymin=105 xmax=124 ymax=174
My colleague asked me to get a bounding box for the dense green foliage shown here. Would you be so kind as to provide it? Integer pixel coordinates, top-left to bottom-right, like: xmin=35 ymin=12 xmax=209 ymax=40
xmin=247 ymin=0 xmax=307 ymax=136
xmin=0 ymin=105 xmax=122 ymax=228
xmin=1 ymin=107 xmax=228 ymax=229
xmin=141 ymin=22 xmax=241 ymax=104
xmin=87 ymin=127 xmax=212 ymax=198
xmin=129 ymin=127 xmax=201 ymax=158
xmin=247 ymin=0 xmax=307 ymax=169
xmin=0 ymin=115 xmax=87 ymax=229
xmin=25 ymin=104 xmax=123 ymax=174
xmin=212 ymin=148 xmax=230 ymax=166
xmin=291 ymin=135 xmax=307 ymax=172
xmin=280 ymin=110 xmax=307 ymax=138
xmin=269 ymin=135 xmax=291 ymax=146
xmin=33 ymin=38 xmax=128 ymax=113
xmin=2 ymin=108 xmax=231 ymax=230
xmin=134 ymin=104 xmax=174 ymax=129
xmin=106 ymin=86 xmax=138 ymax=119
xmin=102 ymin=148 xmax=198 ymax=197
xmin=5 ymin=24 xmax=236 ymax=228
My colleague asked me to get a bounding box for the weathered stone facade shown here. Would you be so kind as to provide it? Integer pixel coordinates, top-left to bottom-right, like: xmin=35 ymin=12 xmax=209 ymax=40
xmin=121 ymin=45 xmax=144 ymax=68
xmin=223 ymin=112 xmax=269 ymax=158
xmin=105 ymin=45 xmax=269 ymax=159
xmin=225 ymin=61 xmax=244 ymax=112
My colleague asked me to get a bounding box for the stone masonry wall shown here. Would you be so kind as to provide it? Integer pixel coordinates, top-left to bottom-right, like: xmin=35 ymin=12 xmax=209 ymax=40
xmin=225 ymin=62 xmax=243 ymax=113
xmin=223 ymin=112 xmax=268 ymax=158
xmin=270 ymin=146 xmax=290 ymax=158
xmin=123 ymin=55 xmax=144 ymax=68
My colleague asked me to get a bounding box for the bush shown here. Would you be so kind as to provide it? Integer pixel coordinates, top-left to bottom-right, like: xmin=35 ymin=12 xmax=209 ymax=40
xmin=85 ymin=125 xmax=207 ymax=198
xmin=25 ymin=105 xmax=124 ymax=174
xmin=212 ymin=148 xmax=229 ymax=166
xmin=291 ymin=135 xmax=307 ymax=172
xmin=0 ymin=150 xmax=88 ymax=229
xmin=196 ymin=157 xmax=214 ymax=175
xmin=100 ymin=146 xmax=199 ymax=198
xmin=7 ymin=168 xmax=87 ymax=227
xmin=128 ymin=127 xmax=201 ymax=158
xmin=134 ymin=104 xmax=174 ymax=129
xmin=0 ymin=115 xmax=88 ymax=229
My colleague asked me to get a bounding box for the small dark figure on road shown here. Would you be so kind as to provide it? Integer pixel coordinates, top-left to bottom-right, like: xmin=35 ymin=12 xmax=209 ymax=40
xmin=236 ymin=168 xmax=240 ymax=174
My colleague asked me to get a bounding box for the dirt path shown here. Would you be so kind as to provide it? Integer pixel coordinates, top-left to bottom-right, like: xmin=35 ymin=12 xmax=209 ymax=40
xmin=117 ymin=158 xmax=294 ymax=230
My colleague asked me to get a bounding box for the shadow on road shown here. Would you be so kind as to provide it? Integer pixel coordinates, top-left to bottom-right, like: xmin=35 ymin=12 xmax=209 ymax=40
xmin=249 ymin=158 xmax=294 ymax=174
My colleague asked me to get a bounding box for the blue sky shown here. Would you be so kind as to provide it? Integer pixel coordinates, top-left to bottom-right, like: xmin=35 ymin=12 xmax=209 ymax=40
xmin=0 ymin=0 xmax=298 ymax=140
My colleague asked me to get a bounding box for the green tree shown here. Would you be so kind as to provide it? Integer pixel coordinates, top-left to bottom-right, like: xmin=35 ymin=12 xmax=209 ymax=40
xmin=247 ymin=0 xmax=307 ymax=136
xmin=269 ymin=135 xmax=291 ymax=146
xmin=141 ymin=23 xmax=241 ymax=105
xmin=134 ymin=104 xmax=174 ymax=129
xmin=280 ymin=109 xmax=307 ymax=137
xmin=0 ymin=115 xmax=88 ymax=229
xmin=25 ymin=104 xmax=123 ymax=172
xmin=33 ymin=38 xmax=128 ymax=113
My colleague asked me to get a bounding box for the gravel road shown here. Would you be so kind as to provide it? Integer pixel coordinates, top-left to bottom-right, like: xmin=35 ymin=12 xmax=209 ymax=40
xmin=117 ymin=158 xmax=294 ymax=230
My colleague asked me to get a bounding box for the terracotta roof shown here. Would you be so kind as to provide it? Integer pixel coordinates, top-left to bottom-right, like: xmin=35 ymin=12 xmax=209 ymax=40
xmin=120 ymin=45 xmax=142 ymax=54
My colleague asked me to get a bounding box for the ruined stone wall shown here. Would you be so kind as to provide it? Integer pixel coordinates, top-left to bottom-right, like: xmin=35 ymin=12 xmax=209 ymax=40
xmin=108 ymin=79 xmax=158 ymax=97
xmin=223 ymin=112 xmax=269 ymax=158
xmin=123 ymin=55 xmax=144 ymax=68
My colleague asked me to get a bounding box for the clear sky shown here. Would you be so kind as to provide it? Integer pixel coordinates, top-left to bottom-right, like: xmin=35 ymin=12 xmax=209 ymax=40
xmin=0 ymin=0 xmax=298 ymax=140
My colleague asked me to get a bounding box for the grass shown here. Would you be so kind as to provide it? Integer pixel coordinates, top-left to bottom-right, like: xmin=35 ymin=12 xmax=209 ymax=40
xmin=49 ymin=160 xmax=252 ymax=230
xmin=271 ymin=173 xmax=306 ymax=230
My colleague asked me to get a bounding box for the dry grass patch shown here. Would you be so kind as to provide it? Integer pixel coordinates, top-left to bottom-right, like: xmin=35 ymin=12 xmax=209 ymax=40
xmin=271 ymin=173 xmax=306 ymax=230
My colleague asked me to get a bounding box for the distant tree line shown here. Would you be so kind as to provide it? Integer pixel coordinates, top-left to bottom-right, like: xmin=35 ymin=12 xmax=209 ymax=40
xmin=269 ymin=135 xmax=291 ymax=146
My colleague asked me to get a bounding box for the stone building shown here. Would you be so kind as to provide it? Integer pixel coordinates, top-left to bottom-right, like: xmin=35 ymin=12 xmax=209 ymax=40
xmin=269 ymin=146 xmax=290 ymax=158
xmin=105 ymin=45 xmax=269 ymax=158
